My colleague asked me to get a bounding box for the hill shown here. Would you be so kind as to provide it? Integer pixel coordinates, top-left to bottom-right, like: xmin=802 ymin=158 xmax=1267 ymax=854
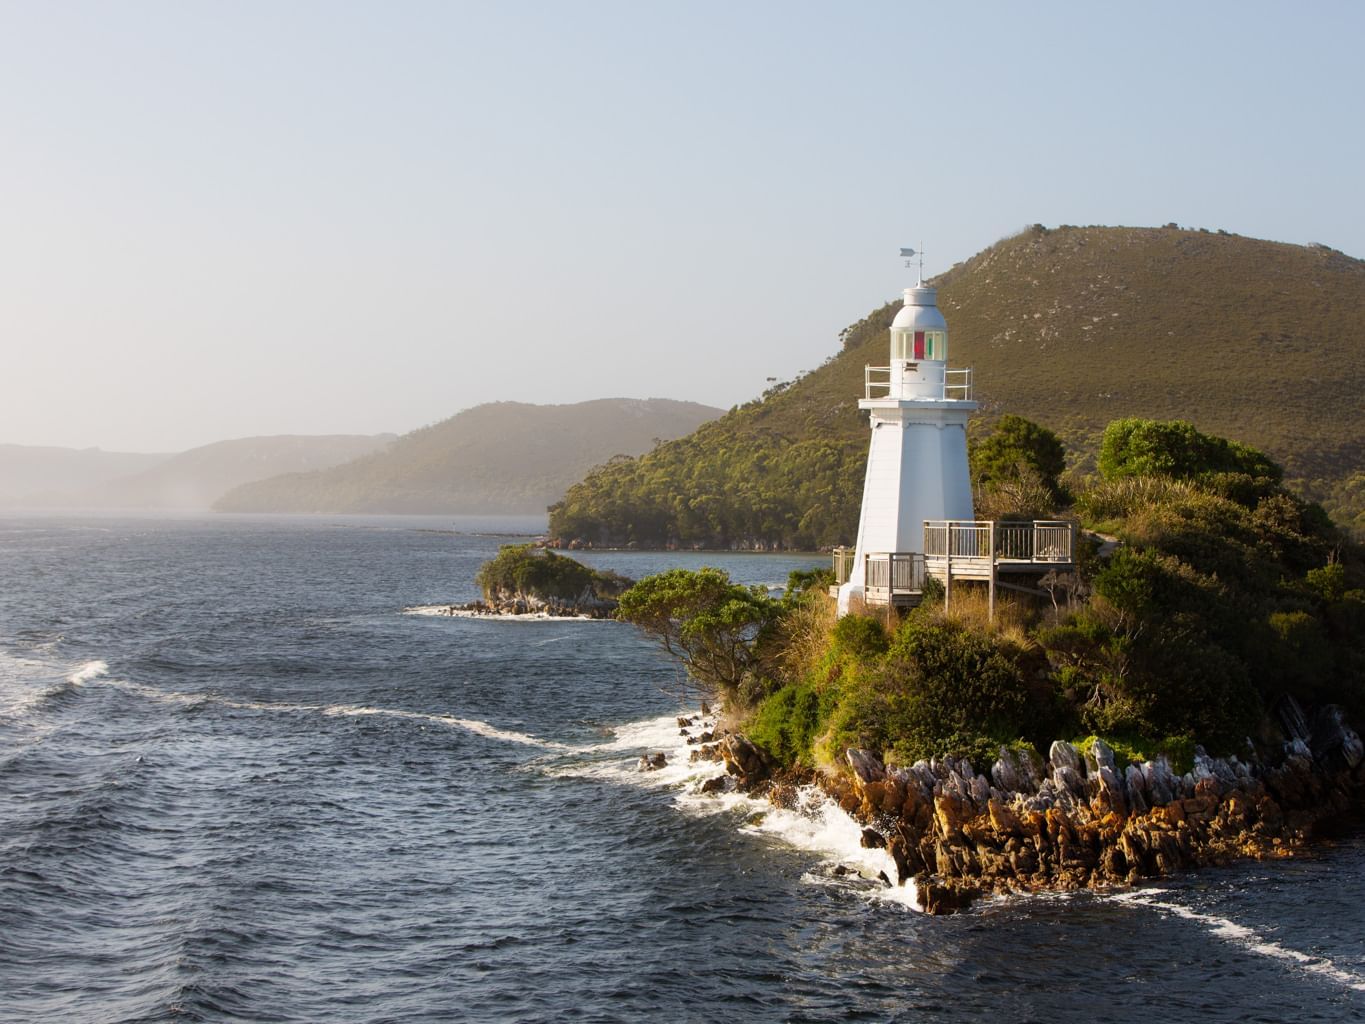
xmin=83 ymin=434 xmax=398 ymax=509
xmin=0 ymin=445 xmax=170 ymax=506
xmin=548 ymin=225 xmax=1365 ymax=548
xmin=213 ymin=399 xmax=723 ymax=515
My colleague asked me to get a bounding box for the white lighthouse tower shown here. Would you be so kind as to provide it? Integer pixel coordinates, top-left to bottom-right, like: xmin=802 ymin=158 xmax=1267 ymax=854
xmin=837 ymin=251 xmax=978 ymax=614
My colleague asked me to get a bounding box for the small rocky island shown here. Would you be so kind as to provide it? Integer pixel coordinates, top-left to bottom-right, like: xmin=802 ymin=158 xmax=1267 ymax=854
xmin=435 ymin=543 xmax=633 ymax=618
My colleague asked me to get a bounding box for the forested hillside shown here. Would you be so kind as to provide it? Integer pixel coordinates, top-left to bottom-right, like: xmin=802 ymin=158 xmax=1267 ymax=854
xmin=215 ymin=399 xmax=721 ymax=514
xmin=549 ymin=225 xmax=1365 ymax=548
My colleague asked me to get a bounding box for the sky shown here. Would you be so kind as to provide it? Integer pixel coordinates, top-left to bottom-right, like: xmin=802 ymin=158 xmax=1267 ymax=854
xmin=2 ymin=0 xmax=1363 ymax=452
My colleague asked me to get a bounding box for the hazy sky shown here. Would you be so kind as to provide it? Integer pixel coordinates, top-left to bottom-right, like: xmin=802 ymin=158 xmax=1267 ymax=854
xmin=3 ymin=1 xmax=1363 ymax=452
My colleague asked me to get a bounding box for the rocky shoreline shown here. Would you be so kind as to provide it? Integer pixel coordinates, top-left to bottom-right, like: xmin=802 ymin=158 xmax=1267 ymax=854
xmin=417 ymin=589 xmax=623 ymax=618
xmin=702 ymin=696 xmax=1365 ymax=915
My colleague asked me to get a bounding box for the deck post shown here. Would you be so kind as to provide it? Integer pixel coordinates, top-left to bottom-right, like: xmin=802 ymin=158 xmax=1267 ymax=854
xmin=988 ymin=520 xmax=996 ymax=621
xmin=944 ymin=522 xmax=953 ymax=612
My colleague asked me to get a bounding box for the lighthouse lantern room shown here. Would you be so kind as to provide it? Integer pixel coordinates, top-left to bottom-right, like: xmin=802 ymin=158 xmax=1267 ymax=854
xmin=836 ymin=252 xmax=978 ymax=615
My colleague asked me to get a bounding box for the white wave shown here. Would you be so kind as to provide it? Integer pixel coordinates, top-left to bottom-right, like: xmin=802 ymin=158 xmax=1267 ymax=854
xmin=554 ymin=709 xmax=921 ymax=909
xmin=1111 ymin=890 xmax=1365 ymax=991
xmin=88 ymin=677 xmax=577 ymax=752
xmin=0 ymin=653 xmax=107 ymax=742
xmin=68 ymin=660 xmax=108 ymax=684
xmin=402 ymin=605 xmax=605 ymax=622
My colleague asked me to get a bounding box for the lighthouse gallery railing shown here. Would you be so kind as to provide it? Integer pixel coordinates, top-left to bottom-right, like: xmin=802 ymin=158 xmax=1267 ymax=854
xmin=863 ymin=366 xmax=973 ymax=401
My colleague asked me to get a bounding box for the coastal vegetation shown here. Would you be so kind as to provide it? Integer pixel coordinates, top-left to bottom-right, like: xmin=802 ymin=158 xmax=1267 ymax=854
xmin=551 ymin=226 xmax=1365 ymax=547
xmin=617 ymin=417 xmax=1365 ymax=773
xmin=477 ymin=543 xmax=631 ymax=602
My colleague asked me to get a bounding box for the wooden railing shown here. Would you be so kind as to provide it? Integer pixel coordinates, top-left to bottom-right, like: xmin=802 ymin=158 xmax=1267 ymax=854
xmin=836 ymin=521 xmax=1076 ymax=611
xmin=832 ymin=546 xmax=855 ymax=585
xmin=864 ymin=552 xmax=925 ymax=602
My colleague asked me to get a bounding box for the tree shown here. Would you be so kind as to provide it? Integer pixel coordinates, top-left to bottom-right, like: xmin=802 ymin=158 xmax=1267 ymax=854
xmin=970 ymin=415 xmax=1066 ymax=494
xmin=616 ymin=568 xmax=783 ymax=706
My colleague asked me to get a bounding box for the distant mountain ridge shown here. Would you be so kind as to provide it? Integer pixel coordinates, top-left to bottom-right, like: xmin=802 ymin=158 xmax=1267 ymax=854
xmin=2 ymin=435 xmax=395 ymax=510
xmin=214 ymin=398 xmax=723 ymax=515
xmin=548 ymin=225 xmax=1365 ymax=548
xmin=0 ymin=444 xmax=170 ymax=505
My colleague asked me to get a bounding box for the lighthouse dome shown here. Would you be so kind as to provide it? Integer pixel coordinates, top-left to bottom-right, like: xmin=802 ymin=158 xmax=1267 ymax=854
xmin=890 ymin=286 xmax=947 ymax=332
xmin=889 ymin=285 xmax=948 ymax=363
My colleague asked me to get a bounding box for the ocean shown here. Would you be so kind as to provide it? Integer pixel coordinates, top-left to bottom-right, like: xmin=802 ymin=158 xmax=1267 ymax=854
xmin=1 ymin=513 xmax=1363 ymax=1023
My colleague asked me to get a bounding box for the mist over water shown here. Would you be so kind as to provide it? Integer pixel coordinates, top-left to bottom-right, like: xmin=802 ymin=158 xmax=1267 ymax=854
xmin=1 ymin=514 xmax=1363 ymax=1023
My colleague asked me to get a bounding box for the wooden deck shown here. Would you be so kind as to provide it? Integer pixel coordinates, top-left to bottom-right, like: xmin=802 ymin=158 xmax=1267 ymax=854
xmin=833 ymin=520 xmax=1078 ymax=615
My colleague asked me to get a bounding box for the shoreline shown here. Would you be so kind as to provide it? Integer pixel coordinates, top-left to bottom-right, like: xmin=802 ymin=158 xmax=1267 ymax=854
xmin=715 ymin=697 xmax=1365 ymax=915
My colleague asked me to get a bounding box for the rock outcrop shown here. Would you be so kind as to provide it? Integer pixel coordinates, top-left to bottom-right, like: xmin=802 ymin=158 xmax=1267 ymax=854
xmin=426 ymin=582 xmax=630 ymax=619
xmin=786 ymin=696 xmax=1365 ymax=915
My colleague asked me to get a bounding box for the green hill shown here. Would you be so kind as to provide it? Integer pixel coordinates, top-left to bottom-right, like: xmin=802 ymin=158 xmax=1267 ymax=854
xmin=548 ymin=225 xmax=1365 ymax=548
xmin=214 ymin=398 xmax=722 ymax=515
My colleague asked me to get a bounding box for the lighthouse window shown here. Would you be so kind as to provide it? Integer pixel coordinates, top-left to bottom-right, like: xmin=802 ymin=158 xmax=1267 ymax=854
xmin=913 ymin=331 xmax=925 ymax=360
xmin=892 ymin=329 xmax=909 ymax=361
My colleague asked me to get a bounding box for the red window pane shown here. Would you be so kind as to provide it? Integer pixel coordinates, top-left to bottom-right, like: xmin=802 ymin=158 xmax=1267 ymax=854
xmin=913 ymin=331 xmax=925 ymax=360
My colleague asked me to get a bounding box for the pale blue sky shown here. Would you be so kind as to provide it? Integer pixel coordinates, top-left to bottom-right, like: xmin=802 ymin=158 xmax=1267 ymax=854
xmin=2 ymin=1 xmax=1362 ymax=451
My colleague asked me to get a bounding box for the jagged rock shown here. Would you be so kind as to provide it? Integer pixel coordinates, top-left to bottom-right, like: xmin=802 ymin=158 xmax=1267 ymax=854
xmin=1143 ymin=757 xmax=1177 ymax=805
xmin=860 ymin=827 xmax=886 ymax=849
xmin=991 ymin=747 xmax=1021 ymax=792
xmin=689 ymin=743 xmax=721 ymax=764
xmin=719 ymin=734 xmax=771 ymax=788
xmin=1125 ymin=764 xmax=1149 ymax=814
xmin=1049 ymin=740 xmax=1083 ymax=774
xmin=1052 ymin=764 xmax=1086 ymax=799
xmin=909 ymin=760 xmax=937 ymax=794
xmin=1277 ymin=694 xmax=1313 ymax=745
xmin=988 ymin=797 xmax=1023 ymax=836
xmin=846 ymin=748 xmax=885 ymax=784
xmin=968 ymin=773 xmax=991 ymax=808
xmin=1310 ymin=705 xmax=1365 ymax=773
xmin=1086 ymin=738 xmax=1117 ymax=777
xmin=676 ymin=716 xmax=696 ymax=728
xmin=637 ymin=752 xmax=667 ymax=771
xmin=700 ymin=775 xmax=730 ymax=794
xmin=1095 ymin=765 xmax=1128 ymax=816
xmin=919 ymin=879 xmax=976 ymax=915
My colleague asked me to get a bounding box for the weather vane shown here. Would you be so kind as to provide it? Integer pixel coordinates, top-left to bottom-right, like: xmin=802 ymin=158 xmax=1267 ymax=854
xmin=900 ymin=243 xmax=925 ymax=282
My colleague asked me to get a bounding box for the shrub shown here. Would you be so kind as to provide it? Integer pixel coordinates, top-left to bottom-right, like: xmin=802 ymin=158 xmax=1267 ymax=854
xmin=475 ymin=544 xmax=629 ymax=601
xmin=1098 ymin=418 xmax=1282 ymax=484
xmin=970 ymin=415 xmax=1067 ymax=494
xmin=823 ymin=619 xmax=1043 ymax=770
xmin=747 ymin=681 xmax=833 ymax=767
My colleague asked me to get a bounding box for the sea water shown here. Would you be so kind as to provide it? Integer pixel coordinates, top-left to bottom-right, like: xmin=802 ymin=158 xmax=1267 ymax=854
xmin=1 ymin=513 xmax=1363 ymax=1023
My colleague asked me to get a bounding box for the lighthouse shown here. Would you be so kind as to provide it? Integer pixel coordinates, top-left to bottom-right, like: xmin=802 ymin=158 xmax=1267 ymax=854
xmin=836 ymin=255 xmax=978 ymax=615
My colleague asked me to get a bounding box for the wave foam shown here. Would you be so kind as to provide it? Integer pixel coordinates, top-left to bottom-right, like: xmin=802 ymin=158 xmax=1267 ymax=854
xmin=89 ymin=677 xmax=576 ymax=752
xmin=557 ymin=710 xmax=920 ymax=909
xmin=68 ymin=660 xmax=108 ymax=685
xmin=402 ymin=605 xmax=603 ymax=622
xmin=1112 ymin=890 xmax=1365 ymax=991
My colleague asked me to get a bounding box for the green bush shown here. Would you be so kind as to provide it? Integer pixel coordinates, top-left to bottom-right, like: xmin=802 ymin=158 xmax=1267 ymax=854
xmin=747 ymin=681 xmax=834 ymax=767
xmin=830 ymin=614 xmax=889 ymax=660
xmin=822 ymin=619 xmax=1045 ymax=770
xmin=475 ymin=544 xmax=628 ymax=601
xmin=970 ymin=415 xmax=1067 ymax=494
xmin=1098 ymin=418 xmax=1282 ymax=484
